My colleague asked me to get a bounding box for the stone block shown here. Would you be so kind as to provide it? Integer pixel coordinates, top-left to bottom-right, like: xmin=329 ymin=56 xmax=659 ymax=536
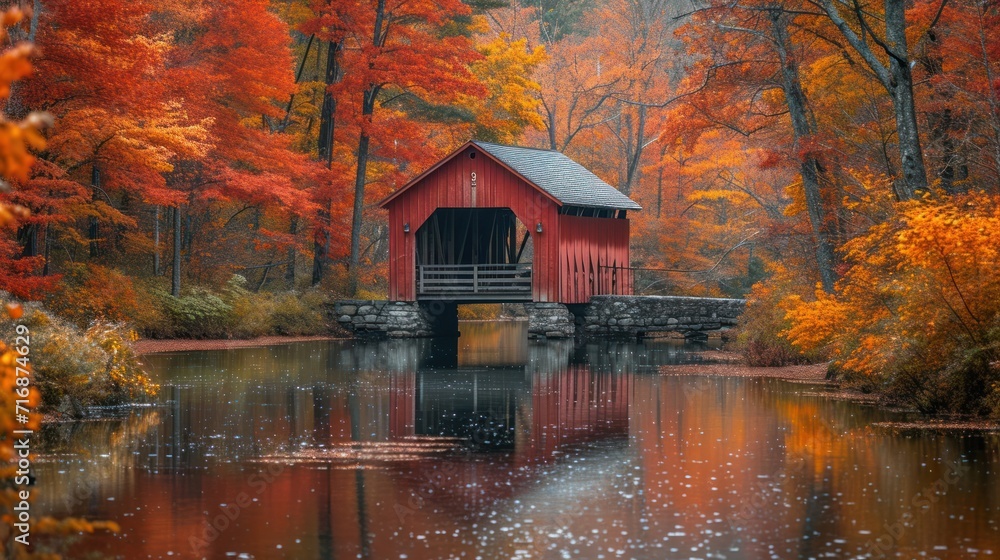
xmin=338 ymin=305 xmax=357 ymax=315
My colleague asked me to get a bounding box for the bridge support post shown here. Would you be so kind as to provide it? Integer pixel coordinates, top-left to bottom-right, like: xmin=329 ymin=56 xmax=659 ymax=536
xmin=332 ymin=299 xmax=459 ymax=338
xmin=524 ymin=302 xmax=575 ymax=339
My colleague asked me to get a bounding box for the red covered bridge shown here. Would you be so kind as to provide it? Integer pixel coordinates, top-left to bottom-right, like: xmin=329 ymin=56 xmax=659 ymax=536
xmin=380 ymin=141 xmax=641 ymax=304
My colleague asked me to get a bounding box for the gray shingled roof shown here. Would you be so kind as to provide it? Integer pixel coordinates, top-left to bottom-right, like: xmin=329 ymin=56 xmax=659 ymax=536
xmin=473 ymin=141 xmax=642 ymax=211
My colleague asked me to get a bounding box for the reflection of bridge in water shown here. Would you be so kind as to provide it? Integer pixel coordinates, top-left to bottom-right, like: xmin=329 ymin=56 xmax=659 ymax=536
xmin=327 ymin=333 xmax=642 ymax=462
xmin=289 ymin=328 xmax=722 ymax=558
xmin=125 ymin=326 xmax=720 ymax=558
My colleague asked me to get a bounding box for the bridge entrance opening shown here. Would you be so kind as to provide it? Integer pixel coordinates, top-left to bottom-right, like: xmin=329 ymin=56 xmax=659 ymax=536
xmin=415 ymin=208 xmax=533 ymax=302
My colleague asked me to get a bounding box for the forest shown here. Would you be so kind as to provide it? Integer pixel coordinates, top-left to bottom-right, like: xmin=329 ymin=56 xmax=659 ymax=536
xmin=0 ymin=0 xmax=998 ymax=417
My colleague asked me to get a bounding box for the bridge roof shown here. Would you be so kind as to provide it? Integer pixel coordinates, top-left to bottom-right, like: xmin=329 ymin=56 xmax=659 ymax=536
xmin=379 ymin=140 xmax=641 ymax=211
xmin=472 ymin=141 xmax=642 ymax=211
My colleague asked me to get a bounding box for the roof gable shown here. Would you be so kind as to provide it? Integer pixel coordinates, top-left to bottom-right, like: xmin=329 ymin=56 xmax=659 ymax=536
xmin=380 ymin=141 xmax=641 ymax=211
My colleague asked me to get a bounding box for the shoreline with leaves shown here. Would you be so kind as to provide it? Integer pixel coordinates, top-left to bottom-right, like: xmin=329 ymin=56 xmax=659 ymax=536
xmin=663 ymin=353 xmax=1000 ymax=431
xmin=131 ymin=333 xmax=348 ymax=355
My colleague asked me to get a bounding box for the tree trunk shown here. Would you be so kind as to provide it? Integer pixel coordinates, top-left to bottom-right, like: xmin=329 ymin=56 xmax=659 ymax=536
xmin=772 ymin=9 xmax=837 ymax=292
xmin=885 ymin=0 xmax=928 ymax=199
xmin=975 ymin=1 xmax=1000 ymax=188
xmin=17 ymin=224 xmax=37 ymax=257
xmin=347 ymin=0 xmax=387 ymax=295
xmin=42 ymin=223 xmax=50 ymax=276
xmin=172 ymin=205 xmax=181 ymax=297
xmin=312 ymin=206 xmax=329 ymax=286
xmin=184 ymin=211 xmax=193 ymax=257
xmin=89 ymin=164 xmax=100 ymax=258
xmin=820 ymin=0 xmax=928 ymax=199
xmin=547 ymin=103 xmax=558 ymax=150
xmin=317 ymin=41 xmax=339 ymax=167
xmin=922 ymin=65 xmax=968 ymax=192
xmin=286 ymin=215 xmax=297 ymax=289
xmin=29 ymin=0 xmax=40 ymax=42
xmin=621 ymin=105 xmax=647 ymax=196
xmin=154 ymin=205 xmax=161 ymax=276
xmin=313 ymin=40 xmax=340 ymax=285
xmin=348 ymin=130 xmax=371 ymax=295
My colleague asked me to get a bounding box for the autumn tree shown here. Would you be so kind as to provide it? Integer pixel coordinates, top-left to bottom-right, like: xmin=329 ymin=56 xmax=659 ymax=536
xmin=459 ymin=34 xmax=547 ymax=145
xmin=650 ymin=0 xmax=846 ymax=292
xmin=304 ymin=0 xmax=485 ymax=294
xmin=910 ymin=0 xmax=1000 ymax=191
xmin=807 ymin=0 xmax=931 ymax=199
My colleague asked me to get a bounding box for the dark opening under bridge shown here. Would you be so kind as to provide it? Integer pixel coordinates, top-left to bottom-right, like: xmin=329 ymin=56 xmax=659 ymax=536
xmin=335 ymin=141 xmax=744 ymax=339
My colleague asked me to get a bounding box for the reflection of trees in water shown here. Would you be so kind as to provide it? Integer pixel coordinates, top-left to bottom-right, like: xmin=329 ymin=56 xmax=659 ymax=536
xmin=37 ymin=409 xmax=161 ymax=516
xmin=630 ymin=375 xmax=1000 ymax=556
xmin=337 ymin=339 xmax=426 ymax=373
xmin=577 ymin=338 xmax=723 ymax=372
xmin=41 ymin=409 xmax=162 ymax=459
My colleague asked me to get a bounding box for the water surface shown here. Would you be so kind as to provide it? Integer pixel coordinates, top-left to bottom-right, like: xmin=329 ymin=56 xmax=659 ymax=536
xmin=36 ymin=321 xmax=1000 ymax=559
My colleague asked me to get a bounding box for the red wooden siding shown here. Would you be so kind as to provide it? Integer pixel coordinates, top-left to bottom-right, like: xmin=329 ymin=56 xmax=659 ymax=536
xmin=518 ymin=366 xmax=631 ymax=464
xmin=388 ymin=145 xmax=561 ymax=302
xmin=385 ymin=143 xmax=633 ymax=303
xmin=389 ymin=372 xmax=415 ymax=438
xmin=557 ymin=215 xmax=631 ymax=303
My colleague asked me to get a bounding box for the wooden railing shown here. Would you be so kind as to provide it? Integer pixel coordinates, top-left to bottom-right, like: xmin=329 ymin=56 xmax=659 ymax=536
xmin=595 ymin=264 xmax=636 ymax=296
xmin=418 ymin=264 xmax=532 ymax=300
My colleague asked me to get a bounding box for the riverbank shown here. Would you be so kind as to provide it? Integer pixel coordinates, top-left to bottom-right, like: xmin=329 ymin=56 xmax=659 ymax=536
xmin=663 ymin=352 xmax=830 ymax=382
xmin=671 ymin=350 xmax=1000 ymax=431
xmin=132 ymin=335 xmax=348 ymax=355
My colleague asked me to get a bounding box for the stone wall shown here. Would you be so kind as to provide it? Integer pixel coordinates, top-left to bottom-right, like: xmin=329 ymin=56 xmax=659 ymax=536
xmin=576 ymin=295 xmax=745 ymax=338
xmin=524 ymin=302 xmax=575 ymax=340
xmin=332 ymin=295 xmax=744 ymax=339
xmin=332 ymin=300 xmax=458 ymax=338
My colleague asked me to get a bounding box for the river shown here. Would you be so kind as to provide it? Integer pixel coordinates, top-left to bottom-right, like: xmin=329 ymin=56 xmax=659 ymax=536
xmin=36 ymin=321 xmax=1000 ymax=559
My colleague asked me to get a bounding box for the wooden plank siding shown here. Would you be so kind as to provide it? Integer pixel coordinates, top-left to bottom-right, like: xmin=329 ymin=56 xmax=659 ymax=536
xmin=557 ymin=215 xmax=630 ymax=303
xmin=385 ymin=144 xmax=632 ymax=303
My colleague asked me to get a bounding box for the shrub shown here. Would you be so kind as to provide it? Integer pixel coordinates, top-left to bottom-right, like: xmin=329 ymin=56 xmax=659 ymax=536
xmin=130 ymin=275 xmax=333 ymax=339
xmin=784 ymin=192 xmax=1000 ymax=415
xmin=162 ymin=287 xmax=233 ymax=339
xmin=270 ymin=290 xmax=328 ymax=335
xmin=734 ymin=268 xmax=822 ymax=367
xmin=46 ymin=263 xmax=142 ymax=327
xmin=0 ymin=294 xmax=157 ymax=414
xmin=130 ymin=279 xmax=176 ymax=339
